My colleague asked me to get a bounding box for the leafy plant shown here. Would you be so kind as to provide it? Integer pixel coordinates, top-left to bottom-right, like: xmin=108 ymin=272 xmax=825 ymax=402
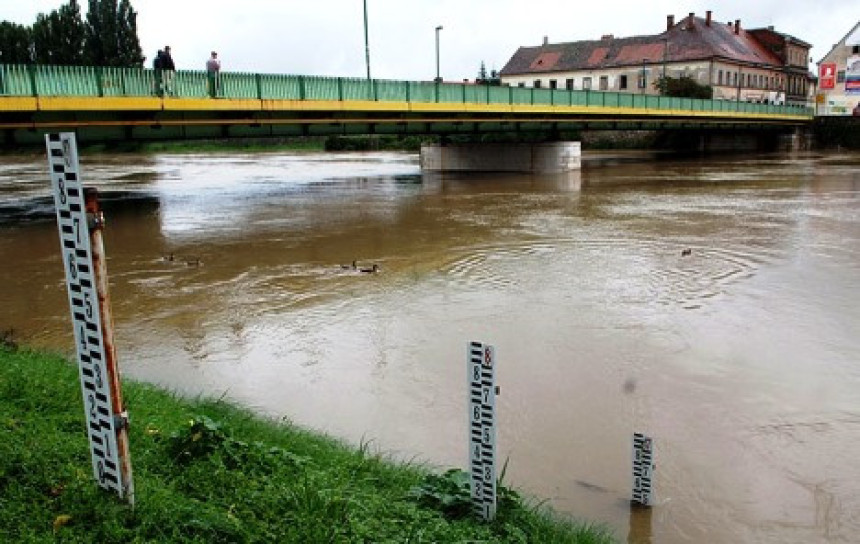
xmin=408 ymin=468 xmax=473 ymax=519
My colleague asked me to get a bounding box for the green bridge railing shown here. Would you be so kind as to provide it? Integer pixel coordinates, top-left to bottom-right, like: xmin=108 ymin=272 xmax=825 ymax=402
xmin=0 ymin=64 xmax=813 ymax=117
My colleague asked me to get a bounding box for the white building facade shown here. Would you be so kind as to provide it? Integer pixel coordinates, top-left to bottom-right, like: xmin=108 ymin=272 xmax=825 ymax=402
xmin=816 ymin=22 xmax=860 ymax=115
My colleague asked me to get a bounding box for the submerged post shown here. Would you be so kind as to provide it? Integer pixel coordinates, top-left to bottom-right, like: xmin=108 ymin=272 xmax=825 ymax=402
xmin=468 ymin=341 xmax=497 ymax=521
xmin=46 ymin=132 xmax=134 ymax=506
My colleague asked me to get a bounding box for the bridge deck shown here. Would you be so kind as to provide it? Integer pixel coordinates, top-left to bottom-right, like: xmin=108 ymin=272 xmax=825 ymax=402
xmin=0 ymin=64 xmax=812 ymax=140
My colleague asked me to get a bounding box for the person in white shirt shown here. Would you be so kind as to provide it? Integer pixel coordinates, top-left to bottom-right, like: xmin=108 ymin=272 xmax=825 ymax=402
xmin=206 ymin=51 xmax=221 ymax=97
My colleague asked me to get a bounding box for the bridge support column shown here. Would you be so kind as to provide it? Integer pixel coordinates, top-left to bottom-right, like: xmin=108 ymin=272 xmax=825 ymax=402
xmin=420 ymin=141 xmax=581 ymax=173
xmin=777 ymin=127 xmax=812 ymax=151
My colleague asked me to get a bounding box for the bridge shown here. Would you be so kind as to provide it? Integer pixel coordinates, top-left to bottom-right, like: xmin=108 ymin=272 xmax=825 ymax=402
xmin=0 ymin=64 xmax=812 ymax=147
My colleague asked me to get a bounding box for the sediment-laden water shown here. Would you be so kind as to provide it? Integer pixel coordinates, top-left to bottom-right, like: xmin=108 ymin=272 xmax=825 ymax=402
xmin=1 ymin=148 xmax=859 ymax=543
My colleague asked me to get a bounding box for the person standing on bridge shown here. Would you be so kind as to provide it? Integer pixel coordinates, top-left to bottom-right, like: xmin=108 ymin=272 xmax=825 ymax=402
xmin=153 ymin=49 xmax=164 ymax=96
xmin=206 ymin=51 xmax=221 ymax=98
xmin=162 ymin=45 xmax=176 ymax=96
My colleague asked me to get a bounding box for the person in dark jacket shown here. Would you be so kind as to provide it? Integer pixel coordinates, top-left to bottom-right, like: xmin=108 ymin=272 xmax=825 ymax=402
xmin=161 ymin=46 xmax=176 ymax=96
xmin=153 ymin=49 xmax=164 ymax=96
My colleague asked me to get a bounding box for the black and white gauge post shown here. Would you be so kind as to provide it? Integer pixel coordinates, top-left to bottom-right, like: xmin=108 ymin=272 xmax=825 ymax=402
xmin=46 ymin=132 xmax=134 ymax=505
xmin=632 ymin=432 xmax=655 ymax=506
xmin=468 ymin=341 xmax=497 ymax=521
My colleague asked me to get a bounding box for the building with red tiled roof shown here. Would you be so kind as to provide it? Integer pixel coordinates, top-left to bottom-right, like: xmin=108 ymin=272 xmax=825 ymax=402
xmin=500 ymin=11 xmax=812 ymax=106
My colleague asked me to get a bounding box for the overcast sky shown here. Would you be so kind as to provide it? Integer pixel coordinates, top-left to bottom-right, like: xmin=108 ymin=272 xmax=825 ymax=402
xmin=4 ymin=1 xmax=858 ymax=81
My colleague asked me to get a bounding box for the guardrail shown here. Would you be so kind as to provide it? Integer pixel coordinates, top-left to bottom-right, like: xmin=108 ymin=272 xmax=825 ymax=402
xmin=0 ymin=63 xmax=813 ymax=117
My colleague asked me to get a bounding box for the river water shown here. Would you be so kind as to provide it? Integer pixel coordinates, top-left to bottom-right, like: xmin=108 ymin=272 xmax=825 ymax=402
xmin=1 ymin=147 xmax=859 ymax=543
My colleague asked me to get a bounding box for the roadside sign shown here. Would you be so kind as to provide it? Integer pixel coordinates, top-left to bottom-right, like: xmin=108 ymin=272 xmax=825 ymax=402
xmin=46 ymin=132 xmax=133 ymax=503
xmin=468 ymin=341 xmax=497 ymax=521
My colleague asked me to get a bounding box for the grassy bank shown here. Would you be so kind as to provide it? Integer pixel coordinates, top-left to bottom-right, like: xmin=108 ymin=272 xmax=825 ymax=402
xmin=0 ymin=345 xmax=612 ymax=543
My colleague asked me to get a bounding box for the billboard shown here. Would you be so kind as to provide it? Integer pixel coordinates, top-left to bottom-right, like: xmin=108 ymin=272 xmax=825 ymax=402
xmin=846 ymin=55 xmax=860 ymax=95
xmin=820 ymin=63 xmax=836 ymax=89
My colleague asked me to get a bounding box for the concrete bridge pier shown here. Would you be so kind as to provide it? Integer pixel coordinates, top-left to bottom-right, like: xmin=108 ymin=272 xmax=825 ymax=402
xmin=420 ymin=141 xmax=581 ymax=173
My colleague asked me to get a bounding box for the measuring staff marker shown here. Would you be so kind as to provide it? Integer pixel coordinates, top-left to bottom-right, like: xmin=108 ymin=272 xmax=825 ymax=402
xmin=46 ymin=132 xmax=134 ymax=505
xmin=631 ymin=432 xmax=655 ymax=507
xmin=468 ymin=341 xmax=497 ymax=521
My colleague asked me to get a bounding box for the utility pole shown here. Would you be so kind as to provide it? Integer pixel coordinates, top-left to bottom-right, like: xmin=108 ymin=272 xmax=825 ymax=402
xmin=435 ymin=25 xmax=443 ymax=83
xmin=363 ymin=0 xmax=371 ymax=80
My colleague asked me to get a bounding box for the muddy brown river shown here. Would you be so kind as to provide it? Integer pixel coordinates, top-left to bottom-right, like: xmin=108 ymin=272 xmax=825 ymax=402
xmin=1 ymin=148 xmax=859 ymax=543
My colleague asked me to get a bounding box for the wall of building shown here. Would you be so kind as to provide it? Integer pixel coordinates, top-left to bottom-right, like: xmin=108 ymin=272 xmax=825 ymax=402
xmin=817 ymin=26 xmax=860 ymax=115
xmin=501 ymin=60 xmax=790 ymax=104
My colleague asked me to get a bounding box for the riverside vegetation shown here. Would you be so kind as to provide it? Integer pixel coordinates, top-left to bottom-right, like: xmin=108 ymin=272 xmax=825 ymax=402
xmin=0 ymin=342 xmax=613 ymax=543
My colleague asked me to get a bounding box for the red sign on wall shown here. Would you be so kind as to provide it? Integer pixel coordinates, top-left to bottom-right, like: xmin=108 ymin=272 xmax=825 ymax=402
xmin=819 ymin=63 xmax=836 ymax=89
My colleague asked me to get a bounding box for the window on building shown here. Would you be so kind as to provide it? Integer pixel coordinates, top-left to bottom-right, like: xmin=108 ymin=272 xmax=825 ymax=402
xmin=837 ymin=71 xmax=845 ymax=83
xmin=533 ymin=79 xmax=542 ymax=88
xmin=718 ymin=70 xmax=723 ymax=85
xmin=619 ymin=75 xmax=628 ymax=89
xmin=638 ymin=72 xmax=647 ymax=89
xmin=599 ymin=76 xmax=609 ymax=90
xmin=549 ymin=79 xmax=557 ymax=89
xmin=583 ymin=77 xmax=592 ymax=90
xmin=518 ymin=82 xmax=525 ymax=87
xmin=565 ymin=78 xmax=574 ymax=90
xmin=733 ymin=72 xmax=738 ymax=86
xmin=853 ymin=45 xmax=860 ymax=54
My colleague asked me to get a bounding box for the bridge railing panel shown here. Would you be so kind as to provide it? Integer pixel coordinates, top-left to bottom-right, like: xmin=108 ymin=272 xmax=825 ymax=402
xmin=550 ymin=89 xmax=568 ymax=106
xmin=100 ymin=67 xmax=153 ymax=97
xmin=533 ymin=88 xmax=553 ymax=105
xmin=436 ymin=83 xmax=464 ymax=103
xmin=375 ymin=79 xmax=407 ymax=101
xmin=304 ymin=76 xmax=339 ymax=100
xmin=219 ymin=72 xmax=259 ymax=99
xmin=570 ymin=90 xmax=588 ymax=106
xmin=488 ymin=86 xmax=510 ymax=105
xmin=342 ymin=78 xmax=374 ymax=101
xmin=166 ymin=70 xmax=208 ymax=98
xmin=259 ymin=74 xmax=300 ymax=100
xmin=510 ymin=86 xmax=532 ymax=105
xmin=407 ymin=81 xmax=436 ymax=103
xmin=464 ymin=84 xmax=489 ymax=104
xmin=33 ymin=65 xmax=98 ymax=97
xmin=0 ymin=64 xmax=33 ymax=96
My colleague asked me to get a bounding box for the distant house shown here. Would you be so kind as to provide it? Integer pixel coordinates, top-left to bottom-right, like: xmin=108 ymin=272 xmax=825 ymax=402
xmin=816 ymin=21 xmax=860 ymax=115
xmin=500 ymin=11 xmax=812 ymax=106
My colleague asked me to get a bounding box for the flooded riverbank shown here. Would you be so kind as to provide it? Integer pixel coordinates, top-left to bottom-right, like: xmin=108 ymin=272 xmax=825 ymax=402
xmin=2 ymin=149 xmax=859 ymax=542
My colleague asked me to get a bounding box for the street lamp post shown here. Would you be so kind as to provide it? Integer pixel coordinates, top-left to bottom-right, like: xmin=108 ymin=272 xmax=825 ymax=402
xmin=363 ymin=0 xmax=371 ymax=80
xmin=435 ymin=25 xmax=443 ymax=83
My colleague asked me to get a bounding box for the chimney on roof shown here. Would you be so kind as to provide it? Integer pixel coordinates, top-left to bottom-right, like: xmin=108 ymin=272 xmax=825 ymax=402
xmin=543 ymin=35 xmax=548 ymax=46
xmin=735 ymin=19 xmax=741 ymax=34
xmin=601 ymin=34 xmax=614 ymax=41
xmin=667 ymin=15 xmax=674 ymax=31
xmin=687 ymin=12 xmax=695 ymax=28
xmin=706 ymin=11 xmax=712 ymax=26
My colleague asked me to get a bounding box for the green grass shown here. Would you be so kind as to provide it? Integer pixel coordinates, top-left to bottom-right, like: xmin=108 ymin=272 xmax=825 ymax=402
xmin=0 ymin=345 xmax=614 ymax=543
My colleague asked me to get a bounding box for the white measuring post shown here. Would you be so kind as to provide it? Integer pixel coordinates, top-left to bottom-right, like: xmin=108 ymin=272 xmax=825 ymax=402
xmin=632 ymin=432 xmax=655 ymax=507
xmin=46 ymin=132 xmax=134 ymax=505
xmin=468 ymin=341 xmax=497 ymax=521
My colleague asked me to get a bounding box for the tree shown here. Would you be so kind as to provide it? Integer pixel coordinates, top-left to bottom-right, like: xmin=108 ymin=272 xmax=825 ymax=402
xmin=654 ymin=76 xmax=713 ymax=99
xmin=477 ymin=61 xmax=488 ymax=82
xmin=84 ymin=0 xmax=144 ymax=67
xmin=475 ymin=61 xmax=501 ymax=86
xmin=33 ymin=0 xmax=85 ymax=65
xmin=0 ymin=21 xmax=33 ymax=64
